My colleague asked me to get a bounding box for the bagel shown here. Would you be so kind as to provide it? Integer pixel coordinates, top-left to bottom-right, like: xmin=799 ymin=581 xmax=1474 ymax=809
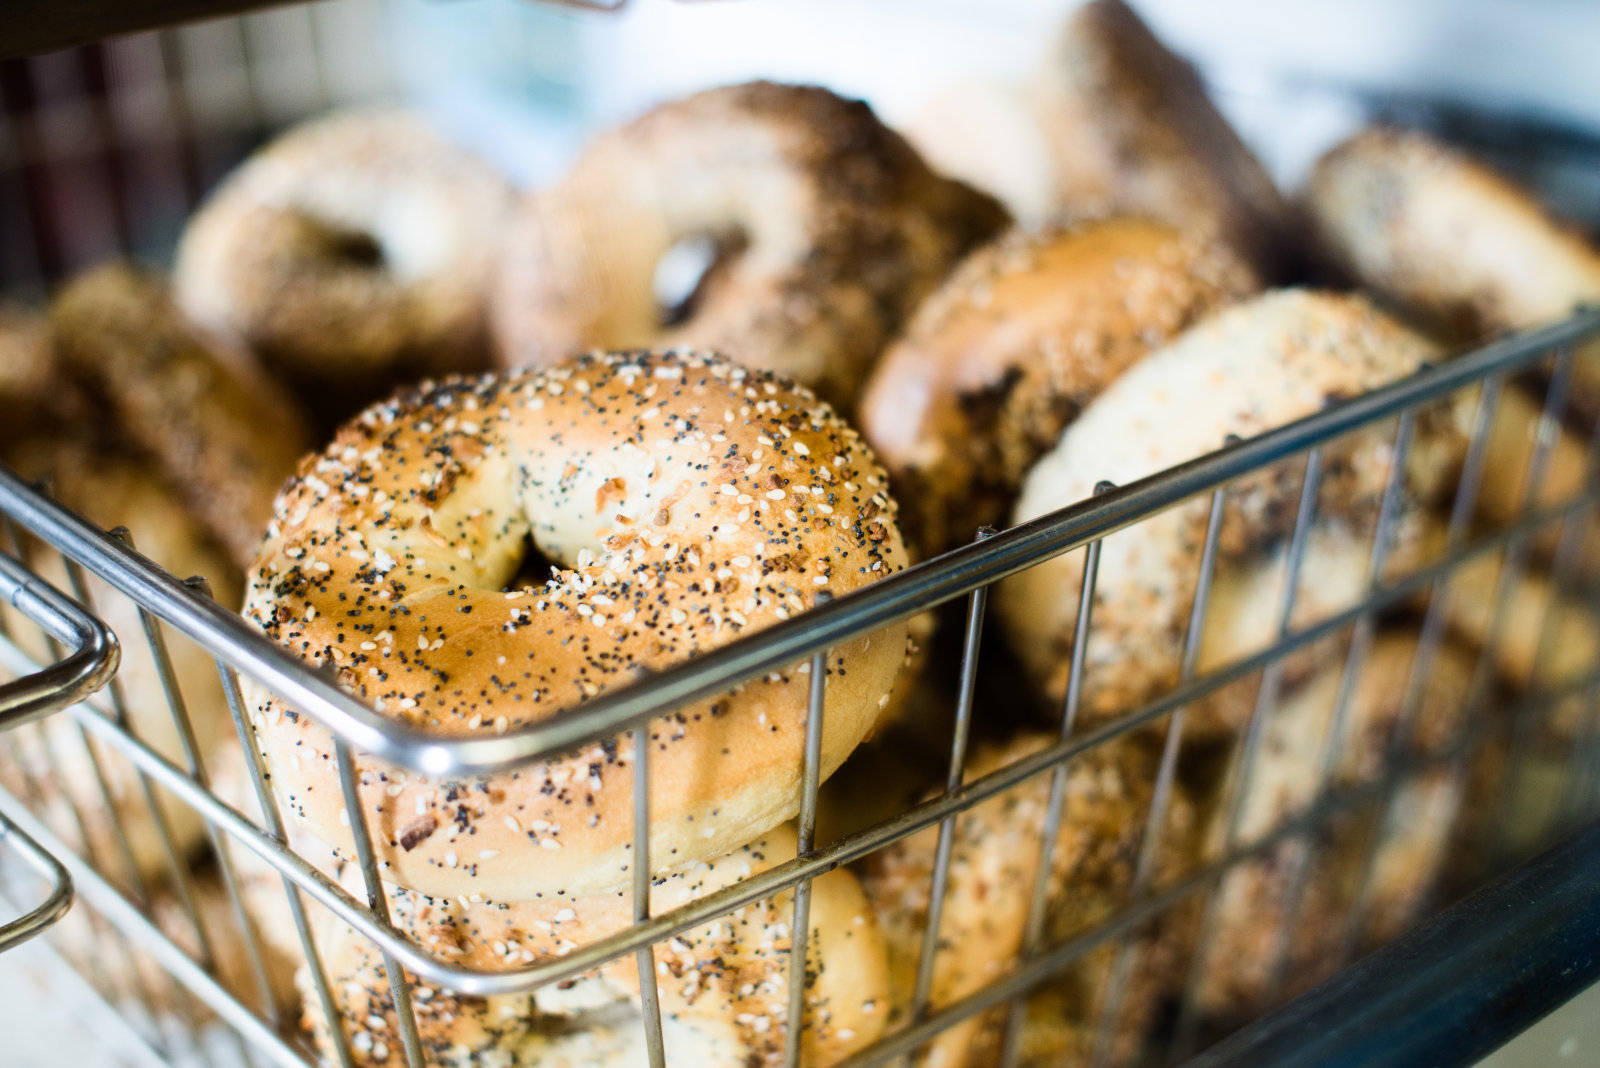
xmin=1189 ymin=633 xmax=1472 ymax=1022
xmin=861 ymin=731 xmax=1197 ymax=1068
xmin=1033 ymin=0 xmax=1299 ymax=280
xmin=242 ymin=350 xmax=909 ymax=901
xmin=174 ymin=110 xmax=514 ymax=412
xmin=0 ymin=438 xmax=237 ymax=883
xmin=0 ymin=305 xmax=86 ymax=451
xmin=491 ymin=82 xmax=1009 ymax=409
xmin=1439 ymin=552 xmax=1600 ymax=743
xmin=50 ymin=262 xmax=313 ymax=569
xmin=307 ymin=822 xmax=888 ymax=1067
xmin=859 ymin=216 xmax=1257 ymax=558
xmin=1304 ymin=126 xmax=1600 ymax=415
xmin=997 ymin=290 xmax=1468 ymax=737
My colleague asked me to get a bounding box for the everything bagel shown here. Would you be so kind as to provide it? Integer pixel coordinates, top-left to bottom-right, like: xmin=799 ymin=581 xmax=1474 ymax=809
xmin=313 ymin=824 xmax=888 ymax=1067
xmin=174 ymin=110 xmax=513 ymax=411
xmin=242 ymin=350 xmax=909 ymax=900
xmin=859 ymin=216 xmax=1256 ymax=558
xmin=997 ymin=291 xmax=1468 ymax=736
xmin=492 ymin=82 xmax=1008 ymax=408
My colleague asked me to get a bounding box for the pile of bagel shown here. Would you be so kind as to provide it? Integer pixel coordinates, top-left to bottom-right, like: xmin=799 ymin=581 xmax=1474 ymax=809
xmin=4 ymin=0 xmax=1600 ymax=1064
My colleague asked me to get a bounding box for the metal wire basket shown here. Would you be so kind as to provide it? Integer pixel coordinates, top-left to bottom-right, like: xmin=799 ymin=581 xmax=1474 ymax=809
xmin=5 ymin=4 xmax=1600 ymax=1068
xmin=2 ymin=305 xmax=1599 ymax=1067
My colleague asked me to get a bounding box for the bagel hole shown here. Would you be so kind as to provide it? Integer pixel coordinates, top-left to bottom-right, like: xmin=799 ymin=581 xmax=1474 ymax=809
xmin=653 ymin=231 xmax=746 ymax=327
xmin=503 ymin=535 xmax=560 ymax=592
xmin=323 ymin=228 xmax=386 ymax=270
xmin=290 ymin=212 xmax=386 ymax=270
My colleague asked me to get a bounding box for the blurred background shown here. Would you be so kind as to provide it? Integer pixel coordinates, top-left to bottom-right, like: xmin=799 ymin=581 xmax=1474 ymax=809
xmin=5 ymin=0 xmax=1600 ymax=299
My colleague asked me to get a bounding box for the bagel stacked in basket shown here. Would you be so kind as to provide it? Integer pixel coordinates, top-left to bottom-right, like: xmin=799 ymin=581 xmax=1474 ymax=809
xmin=4 ymin=0 xmax=1600 ymax=1065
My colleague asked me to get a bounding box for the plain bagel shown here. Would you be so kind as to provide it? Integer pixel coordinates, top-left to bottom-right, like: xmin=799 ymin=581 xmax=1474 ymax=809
xmin=491 ymin=81 xmax=1009 ymax=409
xmin=241 ymin=350 xmax=909 ymax=901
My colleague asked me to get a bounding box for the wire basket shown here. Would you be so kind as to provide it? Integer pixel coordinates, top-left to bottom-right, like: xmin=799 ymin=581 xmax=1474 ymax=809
xmin=5 ymin=4 xmax=1600 ymax=1068
xmin=2 ymin=305 xmax=1599 ymax=1067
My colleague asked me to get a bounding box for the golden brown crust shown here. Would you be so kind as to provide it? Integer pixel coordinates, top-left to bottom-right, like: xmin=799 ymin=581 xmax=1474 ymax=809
xmin=1190 ymin=634 xmax=1473 ymax=1022
xmin=173 ymin=110 xmax=513 ymax=406
xmin=1033 ymin=0 xmax=1299 ymax=280
xmin=242 ymin=350 xmax=909 ymax=900
xmin=50 ymin=262 xmax=313 ymax=569
xmin=492 ymin=81 xmax=1009 ymax=409
xmin=861 ymin=732 xmax=1197 ymax=1068
xmin=322 ymin=824 xmax=890 ymax=1066
xmin=859 ymin=217 xmax=1258 ymax=558
xmin=998 ymin=290 xmax=1467 ymax=737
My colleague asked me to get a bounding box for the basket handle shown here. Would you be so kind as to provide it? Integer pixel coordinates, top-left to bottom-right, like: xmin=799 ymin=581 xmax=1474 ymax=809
xmin=0 ymin=550 xmax=120 ymax=732
xmin=0 ymin=809 xmax=74 ymax=952
xmin=0 ymin=549 xmax=121 ymax=949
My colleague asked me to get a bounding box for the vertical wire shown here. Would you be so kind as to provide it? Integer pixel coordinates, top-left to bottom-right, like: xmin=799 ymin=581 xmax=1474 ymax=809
xmin=152 ymin=28 xmax=203 ymax=212
xmin=783 ymin=609 xmax=830 ymax=1068
xmin=0 ymin=57 xmax=63 ymax=283
xmin=1170 ymin=446 xmax=1326 ymax=1057
xmin=1085 ymin=485 xmax=1229 ymax=1068
xmin=181 ymin=577 xmax=278 ymax=1022
xmin=1256 ymin=409 xmax=1418 ymax=997
xmin=998 ymin=483 xmax=1112 ymax=1067
xmin=127 ymin=563 xmax=255 ymax=1068
xmin=76 ymin=44 xmax=134 ymax=257
xmin=633 ymin=722 xmax=667 ymax=1068
xmin=104 ymin=530 xmax=222 ymax=978
xmin=213 ymin=654 xmax=354 ymax=1068
xmin=57 ymin=557 xmax=152 ymax=904
xmin=908 ymin=529 xmax=995 ymax=1043
xmin=59 ymin=553 xmax=195 ymax=1046
xmin=1457 ymin=353 xmax=1576 ymax=732
xmin=334 ymin=742 xmax=424 ymax=1068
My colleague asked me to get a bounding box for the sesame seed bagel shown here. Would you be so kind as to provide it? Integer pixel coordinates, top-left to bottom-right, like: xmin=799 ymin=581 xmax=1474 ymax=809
xmin=491 ymin=81 xmax=1009 ymax=409
xmin=859 ymin=216 xmax=1257 ymax=558
xmin=174 ymin=110 xmax=513 ymax=410
xmin=997 ymin=291 xmax=1470 ymax=736
xmin=241 ymin=350 xmax=909 ymax=900
xmin=319 ymin=824 xmax=888 ymax=1066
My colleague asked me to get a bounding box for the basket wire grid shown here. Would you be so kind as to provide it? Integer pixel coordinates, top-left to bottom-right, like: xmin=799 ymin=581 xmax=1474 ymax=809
xmin=0 ymin=307 xmax=1597 ymax=1068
